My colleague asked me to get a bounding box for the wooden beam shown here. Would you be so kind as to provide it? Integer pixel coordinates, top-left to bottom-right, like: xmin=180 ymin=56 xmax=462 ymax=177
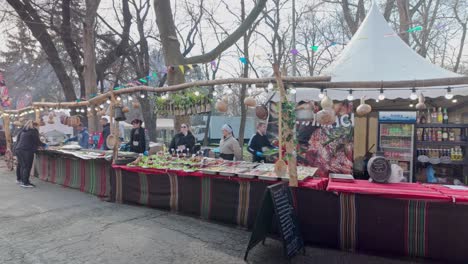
xmin=289 ymin=76 xmax=468 ymax=88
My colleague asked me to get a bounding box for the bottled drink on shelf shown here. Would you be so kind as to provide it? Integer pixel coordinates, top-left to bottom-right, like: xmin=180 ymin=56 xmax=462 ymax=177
xmin=437 ymin=107 xmax=443 ymax=123
xmin=419 ymin=111 xmax=426 ymax=124
xmin=449 ymin=129 xmax=455 ymax=142
xmin=443 ymin=108 xmax=448 ymax=124
xmin=437 ymin=128 xmax=442 ymax=141
xmin=442 ymin=128 xmax=448 ymax=141
xmin=431 ymin=108 xmax=437 ymax=123
xmin=461 ymin=129 xmax=467 ymax=142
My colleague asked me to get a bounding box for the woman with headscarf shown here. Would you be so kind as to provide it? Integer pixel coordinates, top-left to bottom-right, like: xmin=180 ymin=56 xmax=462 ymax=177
xmin=14 ymin=120 xmax=47 ymax=188
xmin=219 ymin=124 xmax=242 ymax=161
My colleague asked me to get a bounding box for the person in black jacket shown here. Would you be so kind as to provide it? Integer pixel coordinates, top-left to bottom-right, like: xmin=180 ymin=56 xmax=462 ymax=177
xmin=169 ymin=123 xmax=195 ymax=155
xmin=14 ymin=120 xmax=47 ymax=188
xmin=99 ymin=117 xmax=111 ymax=150
xmin=127 ymin=119 xmax=146 ymax=154
xmin=248 ymin=123 xmax=276 ymax=162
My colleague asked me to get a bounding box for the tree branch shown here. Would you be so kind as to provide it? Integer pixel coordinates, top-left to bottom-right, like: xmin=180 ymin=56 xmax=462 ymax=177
xmin=184 ymin=0 xmax=267 ymax=64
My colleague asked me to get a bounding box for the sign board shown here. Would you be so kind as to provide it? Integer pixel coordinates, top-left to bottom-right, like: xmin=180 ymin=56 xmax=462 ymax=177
xmin=244 ymin=182 xmax=305 ymax=261
xmin=378 ymin=111 xmax=417 ymax=123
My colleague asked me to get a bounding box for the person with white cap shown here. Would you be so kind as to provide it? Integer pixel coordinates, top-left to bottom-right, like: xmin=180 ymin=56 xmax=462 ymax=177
xmin=219 ymin=124 xmax=242 ymax=161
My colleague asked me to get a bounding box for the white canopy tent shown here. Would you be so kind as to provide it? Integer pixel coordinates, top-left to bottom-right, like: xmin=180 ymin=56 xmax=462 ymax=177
xmin=293 ymin=1 xmax=467 ymax=101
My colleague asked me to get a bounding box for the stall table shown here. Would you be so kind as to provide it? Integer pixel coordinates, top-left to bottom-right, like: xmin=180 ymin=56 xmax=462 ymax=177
xmin=35 ymin=150 xmax=112 ymax=197
xmin=109 ymin=167 xmax=468 ymax=263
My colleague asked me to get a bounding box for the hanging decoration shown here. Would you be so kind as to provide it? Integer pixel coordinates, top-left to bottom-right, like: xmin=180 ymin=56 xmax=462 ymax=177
xmin=356 ymin=96 xmax=372 ymax=116
xmin=416 ymin=93 xmax=426 ymax=110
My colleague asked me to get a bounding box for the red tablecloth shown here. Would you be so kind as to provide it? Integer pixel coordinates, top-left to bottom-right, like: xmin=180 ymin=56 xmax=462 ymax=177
xmin=327 ymin=179 xmax=451 ymax=202
xmin=423 ymin=184 xmax=468 ymax=203
xmin=112 ymin=165 xmax=328 ymax=190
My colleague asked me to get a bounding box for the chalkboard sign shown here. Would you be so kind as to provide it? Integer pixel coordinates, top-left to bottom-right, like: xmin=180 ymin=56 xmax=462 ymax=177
xmin=244 ymin=182 xmax=305 ymax=261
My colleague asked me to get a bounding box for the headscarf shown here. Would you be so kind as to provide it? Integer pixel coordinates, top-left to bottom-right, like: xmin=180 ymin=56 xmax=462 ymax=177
xmin=222 ymin=124 xmax=232 ymax=133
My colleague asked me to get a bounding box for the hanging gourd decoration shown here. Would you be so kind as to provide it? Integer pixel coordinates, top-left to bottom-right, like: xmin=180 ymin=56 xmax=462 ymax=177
xmin=122 ymin=106 xmax=130 ymax=113
xmin=244 ymin=97 xmax=256 ymax=108
xmin=215 ymin=99 xmax=228 ymax=113
xmin=320 ymin=95 xmax=333 ymax=109
xmin=316 ymin=95 xmax=336 ymax=125
xmin=356 ymin=96 xmax=372 ymax=116
xmin=416 ymin=93 xmax=426 ymax=110
xmin=132 ymin=101 xmax=140 ymax=109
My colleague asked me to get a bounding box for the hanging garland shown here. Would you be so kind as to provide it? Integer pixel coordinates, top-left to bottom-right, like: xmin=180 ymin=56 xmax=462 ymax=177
xmin=155 ymin=88 xmax=212 ymax=117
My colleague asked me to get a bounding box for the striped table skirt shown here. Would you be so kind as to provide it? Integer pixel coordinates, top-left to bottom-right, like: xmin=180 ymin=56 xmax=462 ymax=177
xmin=110 ymin=168 xmax=468 ymax=263
xmin=34 ymin=152 xmax=111 ymax=197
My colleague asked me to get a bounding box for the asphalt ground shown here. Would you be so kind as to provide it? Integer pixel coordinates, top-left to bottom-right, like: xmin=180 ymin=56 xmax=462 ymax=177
xmin=0 ymin=163 xmax=436 ymax=264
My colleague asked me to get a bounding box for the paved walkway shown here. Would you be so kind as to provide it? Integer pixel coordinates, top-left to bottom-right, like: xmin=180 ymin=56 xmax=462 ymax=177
xmin=0 ymin=163 xmax=434 ymax=264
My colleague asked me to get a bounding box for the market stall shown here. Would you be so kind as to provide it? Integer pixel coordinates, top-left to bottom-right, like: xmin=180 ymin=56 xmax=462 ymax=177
xmin=34 ymin=148 xmax=137 ymax=198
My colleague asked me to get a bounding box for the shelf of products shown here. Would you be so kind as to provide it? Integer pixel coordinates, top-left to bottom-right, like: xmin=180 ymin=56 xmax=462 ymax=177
xmin=416 ymin=141 xmax=468 ymax=147
xmin=415 ymin=109 xmax=468 ymax=185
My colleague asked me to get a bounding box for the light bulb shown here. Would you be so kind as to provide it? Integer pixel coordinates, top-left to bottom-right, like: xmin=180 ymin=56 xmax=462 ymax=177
xmin=226 ymin=89 xmax=233 ymax=95
xmin=409 ymin=103 xmax=414 ymax=107
xmin=213 ymin=91 xmax=218 ymax=97
xmin=347 ymin=90 xmax=353 ymax=101
xmin=140 ymin=93 xmax=145 ymax=98
xmin=247 ymin=88 xmax=252 ymax=95
xmin=290 ymin=88 xmax=297 ymax=94
xmin=251 ymin=84 xmax=256 ymax=90
xmin=106 ymin=99 xmax=111 ymax=104
xmin=318 ymin=88 xmax=324 ymax=99
xmin=267 ymin=82 xmax=273 ymax=90
xmin=128 ymin=96 xmax=133 ymax=101
xmin=378 ymin=88 xmax=385 ymax=100
xmin=445 ymin=87 xmax=453 ymax=99
xmin=117 ymin=96 xmax=122 ymax=101
xmin=95 ymin=107 xmax=100 ymax=111
xmin=100 ymin=104 xmax=104 ymax=109
xmin=409 ymin=89 xmax=417 ymax=100
xmin=452 ymin=99 xmax=458 ymax=103
xmin=194 ymin=91 xmax=200 ymax=96
xmin=375 ymin=99 xmax=380 ymax=103
xmin=87 ymin=107 xmax=91 ymax=111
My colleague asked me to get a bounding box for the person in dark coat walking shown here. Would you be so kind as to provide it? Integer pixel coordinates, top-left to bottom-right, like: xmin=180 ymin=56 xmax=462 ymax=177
xmin=169 ymin=123 xmax=196 ymax=155
xmin=98 ymin=117 xmax=111 ymax=150
xmin=14 ymin=120 xmax=47 ymax=188
xmin=248 ymin=123 xmax=275 ymax=162
xmin=127 ymin=119 xmax=147 ymax=154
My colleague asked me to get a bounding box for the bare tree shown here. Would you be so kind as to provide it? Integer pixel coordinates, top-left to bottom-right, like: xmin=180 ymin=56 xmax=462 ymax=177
xmin=153 ymin=0 xmax=267 ymax=130
xmin=452 ymin=0 xmax=467 ymax=72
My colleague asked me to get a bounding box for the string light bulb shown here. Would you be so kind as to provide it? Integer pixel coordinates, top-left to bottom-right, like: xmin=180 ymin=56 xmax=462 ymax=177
xmin=378 ymin=88 xmax=386 ymax=100
xmin=87 ymin=107 xmax=91 ymax=111
xmin=140 ymin=93 xmax=145 ymax=98
xmin=194 ymin=91 xmax=200 ymax=96
xmin=128 ymin=96 xmax=133 ymax=101
xmin=289 ymin=87 xmax=297 ymax=94
xmin=213 ymin=91 xmax=218 ymax=97
xmin=99 ymin=104 xmax=104 ymax=109
xmin=318 ymin=88 xmax=325 ymax=99
xmin=267 ymin=82 xmax=274 ymax=91
xmin=347 ymin=90 xmax=354 ymax=101
xmin=410 ymin=88 xmax=418 ymax=100
xmin=117 ymin=96 xmax=121 ymax=101
xmin=452 ymin=99 xmax=458 ymax=103
xmin=106 ymin=99 xmax=111 ymax=104
xmin=409 ymin=103 xmax=414 ymax=108
xmin=445 ymin=87 xmax=454 ymax=100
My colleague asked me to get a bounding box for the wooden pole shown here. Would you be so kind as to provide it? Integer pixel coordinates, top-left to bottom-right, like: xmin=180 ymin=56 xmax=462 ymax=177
xmin=35 ymin=108 xmax=40 ymax=123
xmin=273 ymin=64 xmax=298 ymax=187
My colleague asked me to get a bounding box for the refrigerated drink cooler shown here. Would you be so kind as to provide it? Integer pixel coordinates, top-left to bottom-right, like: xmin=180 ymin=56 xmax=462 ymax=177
xmin=378 ymin=112 xmax=417 ymax=182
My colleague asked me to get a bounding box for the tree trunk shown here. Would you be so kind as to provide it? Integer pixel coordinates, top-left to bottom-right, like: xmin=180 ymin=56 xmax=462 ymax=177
xmin=138 ymin=94 xmax=157 ymax=142
xmin=154 ymin=0 xmax=188 ymax=129
xmin=238 ymin=0 xmax=248 ymax=159
xmin=397 ymin=0 xmax=410 ymax=45
xmin=6 ymin=0 xmax=77 ymax=101
xmin=83 ymin=0 xmax=101 ymax=133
